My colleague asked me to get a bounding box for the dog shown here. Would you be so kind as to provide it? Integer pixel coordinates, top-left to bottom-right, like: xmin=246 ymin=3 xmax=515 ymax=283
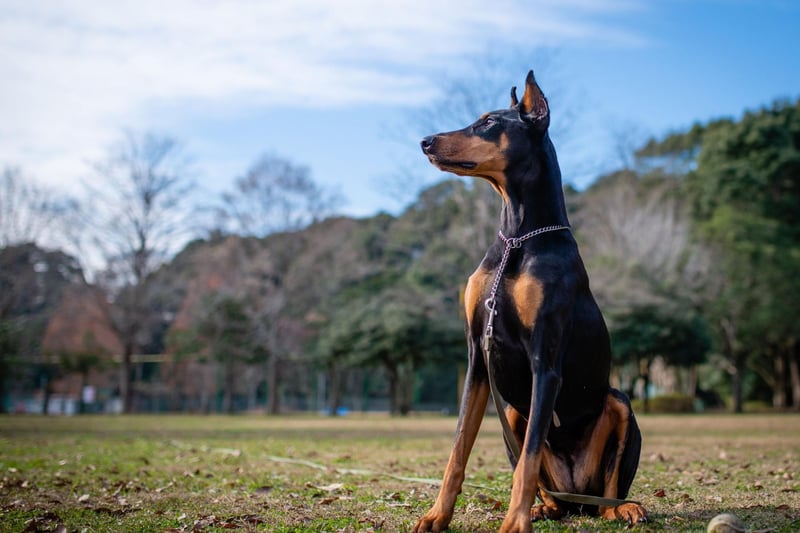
xmin=413 ymin=71 xmax=647 ymax=533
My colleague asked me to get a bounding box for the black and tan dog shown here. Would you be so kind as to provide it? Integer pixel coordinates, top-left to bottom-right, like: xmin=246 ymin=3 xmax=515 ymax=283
xmin=413 ymin=71 xmax=647 ymax=533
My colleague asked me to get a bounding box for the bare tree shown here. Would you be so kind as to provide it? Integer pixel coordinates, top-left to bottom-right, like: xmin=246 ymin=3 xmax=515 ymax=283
xmin=574 ymin=171 xmax=707 ymax=309
xmin=86 ymin=131 xmax=194 ymax=413
xmin=0 ymin=166 xmax=78 ymax=248
xmin=213 ymin=153 xmax=342 ymax=237
xmin=608 ymin=121 xmax=651 ymax=172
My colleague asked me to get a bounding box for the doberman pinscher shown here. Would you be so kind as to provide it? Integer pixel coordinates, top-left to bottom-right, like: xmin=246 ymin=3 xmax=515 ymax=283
xmin=414 ymin=71 xmax=647 ymax=533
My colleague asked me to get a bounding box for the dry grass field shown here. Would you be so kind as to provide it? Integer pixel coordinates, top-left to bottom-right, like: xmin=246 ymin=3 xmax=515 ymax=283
xmin=1 ymin=413 xmax=798 ymax=532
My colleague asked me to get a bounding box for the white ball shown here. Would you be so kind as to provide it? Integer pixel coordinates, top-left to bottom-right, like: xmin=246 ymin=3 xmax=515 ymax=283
xmin=706 ymin=513 xmax=746 ymax=533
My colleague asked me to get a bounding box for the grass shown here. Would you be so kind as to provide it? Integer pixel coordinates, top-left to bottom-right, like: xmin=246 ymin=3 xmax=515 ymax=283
xmin=0 ymin=413 xmax=799 ymax=532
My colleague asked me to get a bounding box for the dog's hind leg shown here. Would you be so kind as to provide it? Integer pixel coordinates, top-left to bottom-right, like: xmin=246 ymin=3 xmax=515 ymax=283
xmin=586 ymin=389 xmax=648 ymax=525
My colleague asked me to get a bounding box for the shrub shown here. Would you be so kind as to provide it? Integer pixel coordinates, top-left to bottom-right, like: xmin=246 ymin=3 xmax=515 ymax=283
xmin=632 ymin=393 xmax=696 ymax=413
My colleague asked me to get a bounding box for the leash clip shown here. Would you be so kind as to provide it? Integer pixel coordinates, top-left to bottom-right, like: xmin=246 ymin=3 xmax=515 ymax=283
xmin=483 ymin=298 xmax=498 ymax=352
xmin=485 ymin=297 xmax=498 ymax=317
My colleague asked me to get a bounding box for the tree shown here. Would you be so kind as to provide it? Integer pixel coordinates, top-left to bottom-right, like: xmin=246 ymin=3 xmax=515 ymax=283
xmin=54 ymin=333 xmax=105 ymax=414
xmin=686 ymin=100 xmax=800 ymax=412
xmin=0 ymin=244 xmax=86 ymax=413
xmin=41 ymin=284 xmax=122 ymax=414
xmin=316 ymin=277 xmax=463 ymax=415
xmin=0 ymin=320 xmax=22 ymax=413
xmin=610 ymin=305 xmax=710 ymax=411
xmin=573 ymin=170 xmax=703 ymax=309
xmin=193 ymin=295 xmax=257 ymax=414
xmin=0 ymin=166 xmax=79 ymax=248
xmin=87 ymin=131 xmax=195 ymax=413
xmin=312 ymin=182 xmax=480 ymax=415
xmin=212 ymin=153 xmax=341 ymax=237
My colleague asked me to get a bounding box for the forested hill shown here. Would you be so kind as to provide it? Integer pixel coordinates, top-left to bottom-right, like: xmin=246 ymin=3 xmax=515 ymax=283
xmin=142 ymin=99 xmax=800 ymax=413
xmin=3 ymin=99 xmax=799 ymax=414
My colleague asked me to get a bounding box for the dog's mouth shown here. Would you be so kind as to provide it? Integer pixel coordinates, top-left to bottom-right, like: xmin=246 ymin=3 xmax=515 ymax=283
xmin=427 ymin=155 xmax=477 ymax=170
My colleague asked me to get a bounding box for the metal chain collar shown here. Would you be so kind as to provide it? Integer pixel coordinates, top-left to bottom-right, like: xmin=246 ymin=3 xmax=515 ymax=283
xmin=482 ymin=224 xmax=569 ymax=353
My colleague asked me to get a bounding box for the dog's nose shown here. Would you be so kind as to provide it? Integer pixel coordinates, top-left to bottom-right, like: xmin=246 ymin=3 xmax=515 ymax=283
xmin=420 ymin=135 xmax=435 ymax=152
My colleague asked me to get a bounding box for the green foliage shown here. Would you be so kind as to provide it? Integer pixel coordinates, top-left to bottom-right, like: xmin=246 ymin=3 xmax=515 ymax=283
xmin=688 ymin=102 xmax=800 ymax=336
xmin=678 ymin=100 xmax=800 ymax=411
xmin=610 ymin=305 xmax=710 ymax=367
xmin=691 ymin=101 xmax=800 ymax=223
xmin=637 ymin=119 xmax=736 ymax=158
xmin=311 ymin=179 xmax=486 ymax=413
xmin=194 ymin=295 xmax=259 ymax=364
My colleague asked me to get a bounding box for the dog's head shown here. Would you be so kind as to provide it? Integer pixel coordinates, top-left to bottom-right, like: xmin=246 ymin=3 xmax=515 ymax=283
xmin=420 ymin=70 xmax=551 ymax=199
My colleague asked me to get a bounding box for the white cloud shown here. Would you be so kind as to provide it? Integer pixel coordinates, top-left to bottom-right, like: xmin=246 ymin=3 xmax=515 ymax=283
xmin=0 ymin=0 xmax=645 ymax=190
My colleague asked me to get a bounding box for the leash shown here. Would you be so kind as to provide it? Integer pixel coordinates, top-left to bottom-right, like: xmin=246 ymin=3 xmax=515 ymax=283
xmin=481 ymin=224 xmax=566 ymax=466
xmin=481 ymin=225 xmax=569 ymax=355
xmin=480 ymin=224 xmax=641 ymax=509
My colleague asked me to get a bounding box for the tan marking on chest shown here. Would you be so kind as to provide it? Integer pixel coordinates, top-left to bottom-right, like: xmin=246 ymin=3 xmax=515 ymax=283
xmin=464 ymin=267 xmax=491 ymax=327
xmin=506 ymin=273 xmax=544 ymax=330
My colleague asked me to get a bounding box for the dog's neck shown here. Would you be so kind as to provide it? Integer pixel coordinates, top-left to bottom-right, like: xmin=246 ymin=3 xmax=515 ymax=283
xmin=498 ymin=136 xmax=570 ymax=237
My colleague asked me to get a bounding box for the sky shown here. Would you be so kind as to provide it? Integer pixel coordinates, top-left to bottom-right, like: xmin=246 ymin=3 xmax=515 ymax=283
xmin=1 ymin=0 xmax=799 ymax=220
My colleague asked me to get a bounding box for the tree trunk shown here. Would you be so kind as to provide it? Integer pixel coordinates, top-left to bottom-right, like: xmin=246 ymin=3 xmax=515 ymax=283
xmin=719 ymin=318 xmax=744 ymax=414
xmin=387 ymin=366 xmax=398 ymax=415
xmin=398 ymin=362 xmax=414 ymax=416
xmin=121 ymin=344 xmax=134 ymax=413
xmin=222 ymin=356 xmax=234 ymax=414
xmin=79 ymin=370 xmax=89 ymax=414
xmin=41 ymin=372 xmax=52 ymax=415
xmin=773 ymin=351 xmax=787 ymax=409
xmin=732 ymin=354 xmax=745 ymax=413
xmin=246 ymin=366 xmax=259 ymax=411
xmin=639 ymin=358 xmax=650 ymax=414
xmin=0 ymin=369 xmax=6 ymax=414
xmin=328 ymin=365 xmax=342 ymax=416
xmin=686 ymin=365 xmax=698 ymax=398
xmin=266 ymin=355 xmax=281 ymax=414
xmin=789 ymin=348 xmax=800 ymax=411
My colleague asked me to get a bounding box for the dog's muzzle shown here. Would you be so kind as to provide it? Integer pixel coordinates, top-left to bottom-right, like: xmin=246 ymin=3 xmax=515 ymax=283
xmin=420 ymin=135 xmax=435 ymax=153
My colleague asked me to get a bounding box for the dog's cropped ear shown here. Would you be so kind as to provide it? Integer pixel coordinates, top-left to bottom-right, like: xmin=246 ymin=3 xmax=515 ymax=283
xmin=519 ymin=70 xmax=549 ymax=128
xmin=510 ymin=86 xmax=519 ymax=108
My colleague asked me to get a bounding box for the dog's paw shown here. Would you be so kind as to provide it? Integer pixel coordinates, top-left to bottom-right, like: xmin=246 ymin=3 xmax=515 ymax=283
xmin=412 ymin=509 xmax=452 ymax=533
xmin=601 ymin=502 xmax=648 ymax=526
xmin=530 ymin=503 xmax=565 ymax=521
xmin=499 ymin=510 xmax=533 ymax=533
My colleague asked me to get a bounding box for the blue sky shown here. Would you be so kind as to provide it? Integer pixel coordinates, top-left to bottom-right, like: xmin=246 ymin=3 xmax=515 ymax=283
xmin=1 ymin=0 xmax=798 ymax=219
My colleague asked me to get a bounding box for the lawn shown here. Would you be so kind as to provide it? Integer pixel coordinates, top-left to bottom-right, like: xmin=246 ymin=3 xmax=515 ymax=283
xmin=0 ymin=413 xmax=798 ymax=532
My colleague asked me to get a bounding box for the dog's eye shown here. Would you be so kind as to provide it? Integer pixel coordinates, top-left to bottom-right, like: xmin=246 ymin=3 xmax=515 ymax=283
xmin=477 ymin=117 xmax=496 ymax=131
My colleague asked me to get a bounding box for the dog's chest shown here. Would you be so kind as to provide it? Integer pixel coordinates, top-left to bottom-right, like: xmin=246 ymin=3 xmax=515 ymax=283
xmin=465 ymin=264 xmax=551 ymax=413
xmin=464 ymin=267 xmax=544 ymax=335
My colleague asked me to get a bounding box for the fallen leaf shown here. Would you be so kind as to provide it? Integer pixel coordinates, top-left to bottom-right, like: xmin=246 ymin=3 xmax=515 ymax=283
xmin=308 ymin=482 xmax=344 ymax=492
xmin=155 ymin=482 xmax=174 ymax=493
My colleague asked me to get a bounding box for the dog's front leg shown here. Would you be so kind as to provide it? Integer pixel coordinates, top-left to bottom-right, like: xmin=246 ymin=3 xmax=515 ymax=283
xmin=500 ymin=334 xmax=562 ymax=533
xmin=413 ymin=345 xmax=489 ymax=533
